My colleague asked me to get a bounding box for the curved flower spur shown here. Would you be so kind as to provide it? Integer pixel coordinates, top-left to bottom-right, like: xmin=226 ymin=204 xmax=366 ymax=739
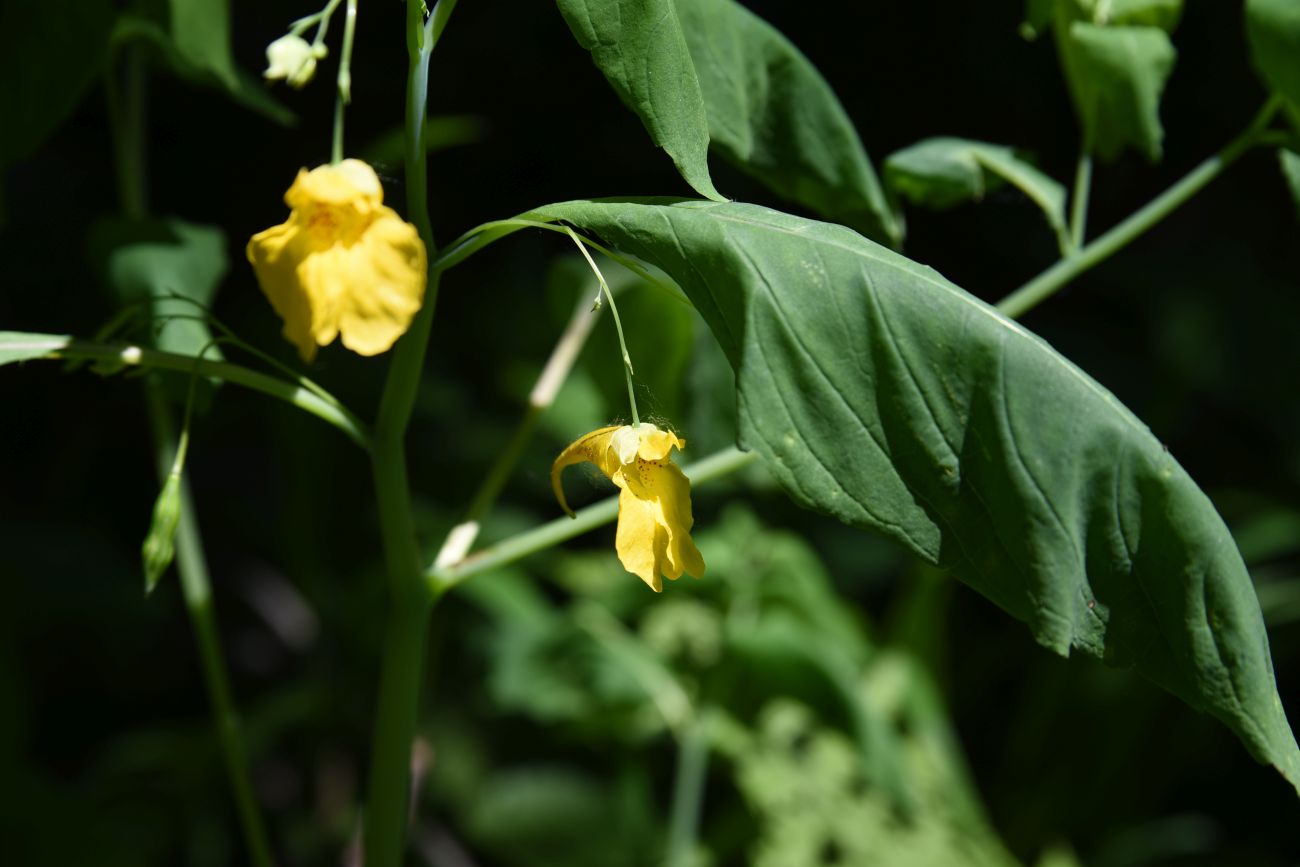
xmin=552 ymin=423 xmax=706 ymax=591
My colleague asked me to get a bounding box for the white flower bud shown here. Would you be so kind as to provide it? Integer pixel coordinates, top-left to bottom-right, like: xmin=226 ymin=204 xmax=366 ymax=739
xmin=264 ymin=34 xmax=327 ymax=89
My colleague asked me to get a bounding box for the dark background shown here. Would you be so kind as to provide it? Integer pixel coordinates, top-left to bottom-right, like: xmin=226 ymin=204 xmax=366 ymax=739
xmin=2 ymin=1 xmax=1298 ymax=865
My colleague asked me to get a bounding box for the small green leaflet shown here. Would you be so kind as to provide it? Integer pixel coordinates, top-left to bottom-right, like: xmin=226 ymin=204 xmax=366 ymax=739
xmin=885 ymin=137 xmax=1069 ymax=253
xmin=1062 ymin=23 xmax=1177 ymax=161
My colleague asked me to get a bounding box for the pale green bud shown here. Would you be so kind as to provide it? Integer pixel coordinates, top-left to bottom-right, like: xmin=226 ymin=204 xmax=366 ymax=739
xmin=264 ymin=34 xmax=327 ymax=89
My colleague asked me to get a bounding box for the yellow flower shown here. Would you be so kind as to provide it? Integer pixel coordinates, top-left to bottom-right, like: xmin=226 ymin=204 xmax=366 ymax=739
xmin=246 ymin=159 xmax=426 ymax=362
xmin=552 ymin=424 xmax=705 ymax=592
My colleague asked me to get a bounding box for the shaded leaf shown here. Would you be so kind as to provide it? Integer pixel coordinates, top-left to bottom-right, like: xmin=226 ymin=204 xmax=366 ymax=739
xmin=525 ymin=197 xmax=1300 ymax=793
xmin=168 ymin=0 xmax=237 ymax=90
xmin=1061 ymin=22 xmax=1177 ymax=161
xmin=464 ymin=766 xmax=656 ymax=867
xmin=556 ymin=0 xmax=723 ymax=201
xmin=1246 ymin=0 xmax=1300 ymax=108
xmin=676 ymin=0 xmax=901 ymax=245
xmin=112 ymin=16 xmax=293 ymax=125
xmin=0 ymin=0 xmax=116 ymax=216
xmin=1279 ymin=148 xmax=1300 ymax=221
xmin=1105 ymin=0 xmax=1183 ymax=31
xmin=885 ymin=137 xmax=1068 ymax=251
xmin=93 ymin=218 xmax=227 ymax=360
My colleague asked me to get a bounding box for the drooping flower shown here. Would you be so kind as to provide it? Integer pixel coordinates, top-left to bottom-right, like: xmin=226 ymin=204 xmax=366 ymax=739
xmin=246 ymin=159 xmax=426 ymax=362
xmin=552 ymin=424 xmax=705 ymax=591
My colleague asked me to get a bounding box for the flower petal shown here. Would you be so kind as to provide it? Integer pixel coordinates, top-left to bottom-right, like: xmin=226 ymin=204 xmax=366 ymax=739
xmin=246 ymin=220 xmax=319 ymax=362
xmin=551 ymin=426 xmax=623 ymax=516
xmin=614 ymin=484 xmax=667 ymax=591
xmin=637 ymin=427 xmax=684 ymax=461
xmin=617 ymin=458 xmax=705 ymax=584
xmin=335 ymin=211 xmax=427 ymax=355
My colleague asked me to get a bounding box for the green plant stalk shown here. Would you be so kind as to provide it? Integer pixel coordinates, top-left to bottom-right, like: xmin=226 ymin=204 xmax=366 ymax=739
xmin=330 ymin=0 xmax=359 ymax=164
xmin=362 ymin=2 xmax=457 ymax=865
xmin=1068 ymin=152 xmax=1091 ymax=249
xmin=12 ymin=334 xmax=370 ymax=448
xmin=665 ymin=710 xmax=711 ymax=867
xmin=431 ymin=286 xmax=602 ymax=571
xmin=431 ymin=446 xmax=756 ymax=589
xmin=146 ymin=384 xmax=276 ymax=867
xmin=105 ymin=45 xmax=147 ymax=220
xmin=566 ymin=227 xmax=641 ymax=425
xmin=106 ymin=43 xmax=274 ymax=865
xmin=997 ymin=97 xmax=1282 ymax=319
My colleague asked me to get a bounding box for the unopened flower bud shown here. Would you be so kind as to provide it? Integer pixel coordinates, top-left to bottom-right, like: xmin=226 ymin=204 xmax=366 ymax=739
xmin=142 ymin=471 xmax=182 ymax=594
xmin=264 ymin=34 xmax=326 ymax=89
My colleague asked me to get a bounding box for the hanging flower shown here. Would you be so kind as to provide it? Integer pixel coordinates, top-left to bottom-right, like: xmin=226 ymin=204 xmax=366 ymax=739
xmin=552 ymin=424 xmax=705 ymax=591
xmin=246 ymin=159 xmax=426 ymax=362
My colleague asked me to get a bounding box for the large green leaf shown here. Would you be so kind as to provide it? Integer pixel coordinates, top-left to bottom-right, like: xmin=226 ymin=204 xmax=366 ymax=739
xmin=556 ymin=0 xmax=723 ymax=202
xmin=1060 ymin=22 xmax=1177 ymax=161
xmin=885 ymin=137 xmax=1068 ymax=252
xmin=1246 ymin=0 xmax=1300 ymax=108
xmin=675 ymin=0 xmax=901 ymax=246
xmin=523 ymin=197 xmax=1300 ymax=793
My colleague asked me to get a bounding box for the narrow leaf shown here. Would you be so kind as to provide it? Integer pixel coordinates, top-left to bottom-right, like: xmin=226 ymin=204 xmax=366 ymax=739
xmin=556 ymin=0 xmax=724 ymax=201
xmin=0 ymin=0 xmax=116 ymax=215
xmin=885 ymin=137 xmax=1067 ymax=251
xmin=675 ymin=0 xmax=901 ymax=245
xmin=0 ymin=332 xmax=70 ymax=366
xmin=1246 ymin=0 xmax=1300 ymax=109
xmin=525 ymin=197 xmax=1300 ymax=793
xmin=1061 ymin=23 xmax=1177 ymax=161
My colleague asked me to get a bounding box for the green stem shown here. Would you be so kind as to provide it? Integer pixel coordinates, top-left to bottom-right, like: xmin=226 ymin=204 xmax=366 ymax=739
xmin=432 ymin=287 xmax=602 ymax=571
xmin=566 ymin=227 xmax=639 ymax=425
xmin=12 ymin=334 xmax=370 ymax=448
xmin=996 ymin=97 xmax=1282 ymax=319
xmin=435 ymin=218 xmax=690 ymax=308
xmin=330 ymin=0 xmax=359 ymax=164
xmin=105 ymin=44 xmax=147 ymax=220
xmin=145 ymin=384 xmax=276 ymax=867
xmin=1068 ymin=152 xmax=1091 ymax=250
xmin=105 ymin=43 xmax=273 ymax=864
xmin=665 ymin=711 xmax=711 ymax=867
xmin=431 ymin=446 xmax=756 ymax=589
xmin=362 ymin=3 xmax=457 ymax=865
